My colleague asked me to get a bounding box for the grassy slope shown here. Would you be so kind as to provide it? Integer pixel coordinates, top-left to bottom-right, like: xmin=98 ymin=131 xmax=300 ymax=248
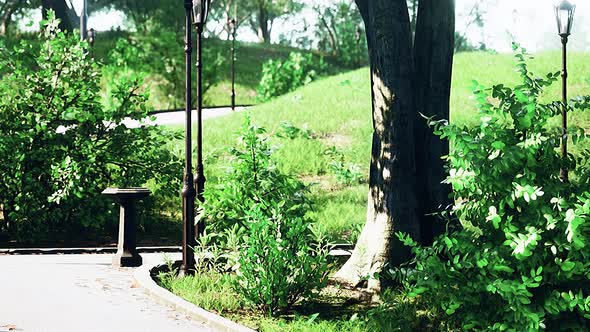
xmin=205 ymin=38 xmax=348 ymax=107
xmin=91 ymin=34 xmax=346 ymax=108
xmin=169 ymin=50 xmax=590 ymax=243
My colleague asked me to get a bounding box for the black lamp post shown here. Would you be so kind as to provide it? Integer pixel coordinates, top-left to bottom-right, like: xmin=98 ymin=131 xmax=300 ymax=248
xmin=229 ymin=17 xmax=237 ymax=111
xmin=555 ymin=0 xmax=576 ymax=182
xmin=192 ymin=0 xmax=210 ymax=237
xmin=80 ymin=0 xmax=88 ymax=40
xmin=181 ymin=0 xmax=197 ymax=276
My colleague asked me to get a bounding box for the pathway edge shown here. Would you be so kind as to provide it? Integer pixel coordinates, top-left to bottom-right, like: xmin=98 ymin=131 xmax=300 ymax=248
xmin=133 ymin=261 xmax=255 ymax=332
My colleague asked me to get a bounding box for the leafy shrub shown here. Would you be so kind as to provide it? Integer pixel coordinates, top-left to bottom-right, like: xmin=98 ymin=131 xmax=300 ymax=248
xmin=201 ymin=114 xmax=328 ymax=316
xmin=0 ymin=13 xmax=181 ymax=240
xmin=328 ymin=161 xmax=363 ymax=185
xmin=257 ymin=52 xmax=324 ymax=101
xmin=201 ymin=114 xmax=308 ymax=235
xmin=398 ymin=45 xmax=590 ymax=330
xmin=325 ymin=146 xmax=363 ymax=185
xmin=275 ymin=121 xmax=312 ymax=140
xmin=235 ymin=203 xmax=329 ymax=316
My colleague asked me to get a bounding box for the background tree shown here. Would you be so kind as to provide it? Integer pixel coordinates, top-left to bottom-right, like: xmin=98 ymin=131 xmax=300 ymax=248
xmin=87 ymin=0 xmax=182 ymax=33
xmin=245 ymin=0 xmax=303 ymax=44
xmin=209 ymin=0 xmax=252 ymax=40
xmin=0 ymin=0 xmax=40 ymax=35
xmin=41 ymin=0 xmax=78 ymax=32
xmin=313 ymin=0 xmax=367 ymax=67
xmin=333 ymin=0 xmax=455 ymax=290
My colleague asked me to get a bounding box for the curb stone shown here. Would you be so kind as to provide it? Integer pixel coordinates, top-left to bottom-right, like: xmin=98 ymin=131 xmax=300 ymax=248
xmin=133 ymin=260 xmax=255 ymax=332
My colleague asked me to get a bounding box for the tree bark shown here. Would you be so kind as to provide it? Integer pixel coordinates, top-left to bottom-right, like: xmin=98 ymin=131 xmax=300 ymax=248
xmin=333 ymin=0 xmax=419 ymax=290
xmin=42 ymin=0 xmax=79 ymax=32
xmin=413 ymin=0 xmax=455 ymax=245
xmin=334 ymin=0 xmax=455 ymax=291
xmin=256 ymin=5 xmax=271 ymax=43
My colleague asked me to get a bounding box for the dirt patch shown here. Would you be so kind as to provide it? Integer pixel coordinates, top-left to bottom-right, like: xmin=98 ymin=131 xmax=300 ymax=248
xmin=299 ymin=175 xmax=333 ymax=191
xmin=319 ymin=133 xmax=353 ymax=149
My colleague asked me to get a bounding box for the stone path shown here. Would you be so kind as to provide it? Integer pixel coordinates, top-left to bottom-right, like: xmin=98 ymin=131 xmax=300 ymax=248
xmin=0 ymin=253 xmax=215 ymax=332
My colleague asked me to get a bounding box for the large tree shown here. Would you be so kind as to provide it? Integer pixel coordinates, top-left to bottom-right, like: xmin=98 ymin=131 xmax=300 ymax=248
xmin=333 ymin=0 xmax=455 ymax=290
xmin=41 ymin=0 xmax=79 ymax=32
xmin=1 ymin=0 xmax=80 ymax=35
xmin=245 ymin=0 xmax=303 ymax=44
xmin=313 ymin=0 xmax=367 ymax=67
xmin=209 ymin=0 xmax=252 ymax=40
xmin=0 ymin=0 xmax=39 ymax=35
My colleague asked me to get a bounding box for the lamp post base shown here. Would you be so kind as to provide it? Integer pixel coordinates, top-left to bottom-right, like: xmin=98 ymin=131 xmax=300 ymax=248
xmin=112 ymin=251 xmax=143 ymax=267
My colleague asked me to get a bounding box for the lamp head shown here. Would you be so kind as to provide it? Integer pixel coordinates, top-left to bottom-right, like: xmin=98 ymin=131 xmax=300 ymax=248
xmin=555 ymin=0 xmax=576 ymax=37
xmin=88 ymin=28 xmax=96 ymax=45
xmin=192 ymin=0 xmax=211 ymax=27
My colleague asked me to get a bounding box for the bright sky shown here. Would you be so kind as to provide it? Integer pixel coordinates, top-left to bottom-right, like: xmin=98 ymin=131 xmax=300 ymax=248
xmin=36 ymin=0 xmax=590 ymax=53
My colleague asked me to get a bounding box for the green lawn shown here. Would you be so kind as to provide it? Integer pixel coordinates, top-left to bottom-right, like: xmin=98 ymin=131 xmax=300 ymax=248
xmin=166 ymin=50 xmax=589 ymax=244
xmin=204 ymin=38 xmax=349 ymax=107
xmin=159 ymin=269 xmax=442 ymax=332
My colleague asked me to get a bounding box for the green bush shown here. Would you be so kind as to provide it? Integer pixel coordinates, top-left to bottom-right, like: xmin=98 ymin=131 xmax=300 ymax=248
xmin=397 ymin=45 xmax=590 ymax=330
xmin=0 ymin=13 xmax=181 ymax=240
xmin=257 ymin=52 xmax=323 ymax=101
xmin=235 ymin=197 xmax=328 ymax=317
xmin=201 ymin=114 xmax=328 ymax=316
xmin=201 ymin=114 xmax=308 ymax=235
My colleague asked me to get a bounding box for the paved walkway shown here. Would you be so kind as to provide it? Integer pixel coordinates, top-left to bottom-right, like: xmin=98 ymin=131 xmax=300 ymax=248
xmin=123 ymin=106 xmax=248 ymax=128
xmin=0 ymin=253 xmax=215 ymax=332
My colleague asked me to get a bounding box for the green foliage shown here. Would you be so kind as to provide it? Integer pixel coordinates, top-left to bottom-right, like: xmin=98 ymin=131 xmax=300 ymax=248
xmin=275 ymin=121 xmax=312 ymax=140
xmin=257 ymin=52 xmax=324 ymax=101
xmin=104 ymin=29 xmax=225 ymax=109
xmin=398 ymin=45 xmax=590 ymax=331
xmin=314 ymin=0 xmax=367 ymax=67
xmin=200 ymin=114 xmax=328 ymax=316
xmin=201 ymin=114 xmax=308 ymax=234
xmin=454 ymin=32 xmax=480 ymax=53
xmin=235 ymin=204 xmax=329 ymax=316
xmin=158 ymin=261 xmax=243 ymax=315
xmin=0 ymin=12 xmax=181 ymax=239
xmin=325 ymin=147 xmax=363 ymax=185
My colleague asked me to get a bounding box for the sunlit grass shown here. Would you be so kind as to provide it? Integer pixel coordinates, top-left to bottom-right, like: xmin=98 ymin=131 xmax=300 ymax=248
xmin=161 ymin=269 xmax=444 ymax=332
xmin=164 ymin=50 xmax=590 ymax=244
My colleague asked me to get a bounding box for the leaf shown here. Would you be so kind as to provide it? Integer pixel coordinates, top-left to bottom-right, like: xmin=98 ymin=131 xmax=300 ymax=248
xmin=491 ymin=141 xmax=506 ymax=150
xmin=306 ymin=313 xmax=320 ymax=324
xmin=561 ymin=261 xmax=575 ymax=272
xmin=493 ymin=265 xmax=515 ymax=273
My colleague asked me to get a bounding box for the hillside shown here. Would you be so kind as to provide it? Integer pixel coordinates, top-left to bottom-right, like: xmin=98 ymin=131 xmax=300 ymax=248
xmin=91 ymin=34 xmax=351 ymax=108
xmin=170 ymin=50 xmax=590 ymax=243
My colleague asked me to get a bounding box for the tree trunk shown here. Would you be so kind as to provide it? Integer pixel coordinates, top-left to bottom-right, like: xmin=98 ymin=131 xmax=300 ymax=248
xmin=334 ymin=0 xmax=455 ymax=291
xmin=318 ymin=13 xmax=338 ymax=56
xmin=42 ymin=0 xmax=79 ymax=32
xmin=333 ymin=0 xmax=419 ymax=291
xmin=413 ymin=0 xmax=455 ymax=245
xmin=0 ymin=0 xmax=23 ymax=36
xmin=256 ymin=5 xmax=271 ymax=43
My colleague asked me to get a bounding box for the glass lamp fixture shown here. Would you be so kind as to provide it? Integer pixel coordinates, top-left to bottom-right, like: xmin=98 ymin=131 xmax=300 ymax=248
xmin=555 ymin=0 xmax=576 ymax=37
xmin=192 ymin=0 xmax=211 ymax=26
